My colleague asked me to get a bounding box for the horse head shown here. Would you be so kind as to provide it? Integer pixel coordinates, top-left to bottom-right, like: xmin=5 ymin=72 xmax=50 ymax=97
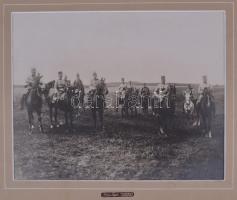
xmin=44 ymin=80 xmax=55 ymax=96
xmin=184 ymin=91 xmax=192 ymax=104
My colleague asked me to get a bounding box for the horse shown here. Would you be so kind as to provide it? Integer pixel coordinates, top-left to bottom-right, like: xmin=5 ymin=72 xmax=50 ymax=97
xmin=88 ymin=78 xmax=108 ymax=130
xmin=71 ymin=88 xmax=84 ymax=119
xmin=196 ymin=88 xmax=215 ymax=138
xmin=115 ymin=89 xmax=127 ymax=115
xmin=23 ymin=82 xmax=44 ymax=134
xmin=183 ymin=90 xmax=195 ymax=120
xmin=120 ymin=87 xmax=139 ymax=118
xmin=151 ymin=84 xmax=176 ymax=135
xmin=44 ymin=81 xmax=75 ymax=131
xmin=140 ymin=92 xmax=150 ymax=114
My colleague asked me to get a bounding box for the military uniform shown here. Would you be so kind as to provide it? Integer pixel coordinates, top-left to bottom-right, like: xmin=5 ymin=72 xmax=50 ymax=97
xmin=119 ymin=83 xmax=127 ymax=92
xmin=154 ymin=83 xmax=170 ymax=96
xmin=118 ymin=83 xmax=127 ymax=98
xmin=73 ymin=78 xmax=85 ymax=104
xmin=154 ymin=83 xmax=170 ymax=107
xmin=20 ymin=74 xmax=43 ymax=109
xmin=53 ymin=79 xmax=67 ymax=101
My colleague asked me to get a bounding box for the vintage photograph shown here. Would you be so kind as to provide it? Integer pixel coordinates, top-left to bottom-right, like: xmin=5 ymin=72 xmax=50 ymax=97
xmin=12 ymin=11 xmax=225 ymax=180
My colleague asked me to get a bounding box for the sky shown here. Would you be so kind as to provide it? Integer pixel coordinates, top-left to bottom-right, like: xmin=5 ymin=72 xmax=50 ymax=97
xmin=12 ymin=11 xmax=226 ymax=85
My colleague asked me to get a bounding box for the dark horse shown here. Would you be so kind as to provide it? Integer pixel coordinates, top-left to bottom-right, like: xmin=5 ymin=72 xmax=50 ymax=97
xmin=88 ymin=79 xmax=108 ymax=130
xmin=196 ymin=88 xmax=215 ymax=138
xmin=115 ymin=89 xmax=128 ymax=118
xmin=44 ymin=81 xmax=75 ymax=130
xmin=151 ymin=84 xmax=176 ymax=135
xmin=140 ymin=93 xmax=150 ymax=114
xmin=23 ymin=81 xmax=44 ymax=134
xmin=120 ymin=87 xmax=139 ymax=118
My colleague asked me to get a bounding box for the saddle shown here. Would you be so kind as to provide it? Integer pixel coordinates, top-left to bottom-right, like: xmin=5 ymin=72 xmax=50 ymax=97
xmin=52 ymin=88 xmax=66 ymax=102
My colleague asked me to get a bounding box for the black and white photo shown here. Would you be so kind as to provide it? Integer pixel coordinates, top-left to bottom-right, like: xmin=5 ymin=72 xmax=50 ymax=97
xmin=12 ymin=11 xmax=225 ymax=180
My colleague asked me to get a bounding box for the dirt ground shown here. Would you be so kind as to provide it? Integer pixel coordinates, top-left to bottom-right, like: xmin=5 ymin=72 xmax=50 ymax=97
xmin=13 ymin=86 xmax=224 ymax=180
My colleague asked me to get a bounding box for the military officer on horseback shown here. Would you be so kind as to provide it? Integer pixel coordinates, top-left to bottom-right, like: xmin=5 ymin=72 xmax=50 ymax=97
xmin=73 ymin=73 xmax=85 ymax=107
xmin=64 ymin=75 xmax=71 ymax=87
xmin=89 ymin=72 xmax=100 ymax=94
xmin=193 ymin=75 xmax=214 ymax=126
xmin=183 ymin=84 xmax=194 ymax=101
xmin=53 ymin=71 xmax=67 ymax=102
xmin=141 ymin=83 xmax=150 ymax=97
xmin=196 ymin=75 xmax=213 ymax=104
xmin=118 ymin=78 xmax=127 ymax=94
xmin=20 ymin=67 xmax=43 ymax=110
xmin=117 ymin=78 xmax=127 ymax=99
xmin=153 ymin=75 xmax=170 ymax=108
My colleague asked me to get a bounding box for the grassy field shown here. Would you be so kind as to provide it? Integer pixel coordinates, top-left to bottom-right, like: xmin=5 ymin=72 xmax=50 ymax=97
xmin=13 ymin=84 xmax=224 ymax=180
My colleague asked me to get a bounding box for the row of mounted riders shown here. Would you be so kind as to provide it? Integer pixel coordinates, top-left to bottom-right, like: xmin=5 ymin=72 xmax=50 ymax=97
xmin=22 ymin=81 xmax=215 ymax=138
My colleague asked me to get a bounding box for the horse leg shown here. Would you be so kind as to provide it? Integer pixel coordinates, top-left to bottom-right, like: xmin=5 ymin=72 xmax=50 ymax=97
xmin=201 ymin=115 xmax=208 ymax=137
xmin=130 ymin=107 xmax=133 ymax=118
xmin=55 ymin=107 xmax=60 ymax=128
xmin=93 ymin=108 xmax=97 ymax=130
xmin=159 ymin=112 xmax=167 ymax=137
xmin=64 ymin=111 xmax=69 ymax=128
xmin=207 ymin=116 xmax=212 ymax=138
xmin=37 ymin=110 xmax=44 ymax=133
xmin=99 ymin=108 xmax=104 ymax=131
xmin=49 ymin=106 xmax=54 ymax=129
xmin=125 ymin=106 xmax=129 ymax=118
xmin=121 ymin=107 xmax=124 ymax=118
xmin=28 ymin=110 xmax=34 ymax=135
xmin=70 ymin=112 xmax=73 ymax=130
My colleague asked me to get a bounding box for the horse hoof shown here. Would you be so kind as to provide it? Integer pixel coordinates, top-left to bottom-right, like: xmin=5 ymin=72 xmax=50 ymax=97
xmin=29 ymin=125 xmax=34 ymax=129
xmin=208 ymin=132 xmax=212 ymax=138
xmin=160 ymin=128 xmax=165 ymax=135
xmin=50 ymin=125 xmax=54 ymax=129
xmin=56 ymin=124 xmax=60 ymax=128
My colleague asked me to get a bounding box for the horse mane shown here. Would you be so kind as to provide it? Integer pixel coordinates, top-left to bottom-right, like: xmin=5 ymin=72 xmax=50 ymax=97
xmin=46 ymin=80 xmax=55 ymax=89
